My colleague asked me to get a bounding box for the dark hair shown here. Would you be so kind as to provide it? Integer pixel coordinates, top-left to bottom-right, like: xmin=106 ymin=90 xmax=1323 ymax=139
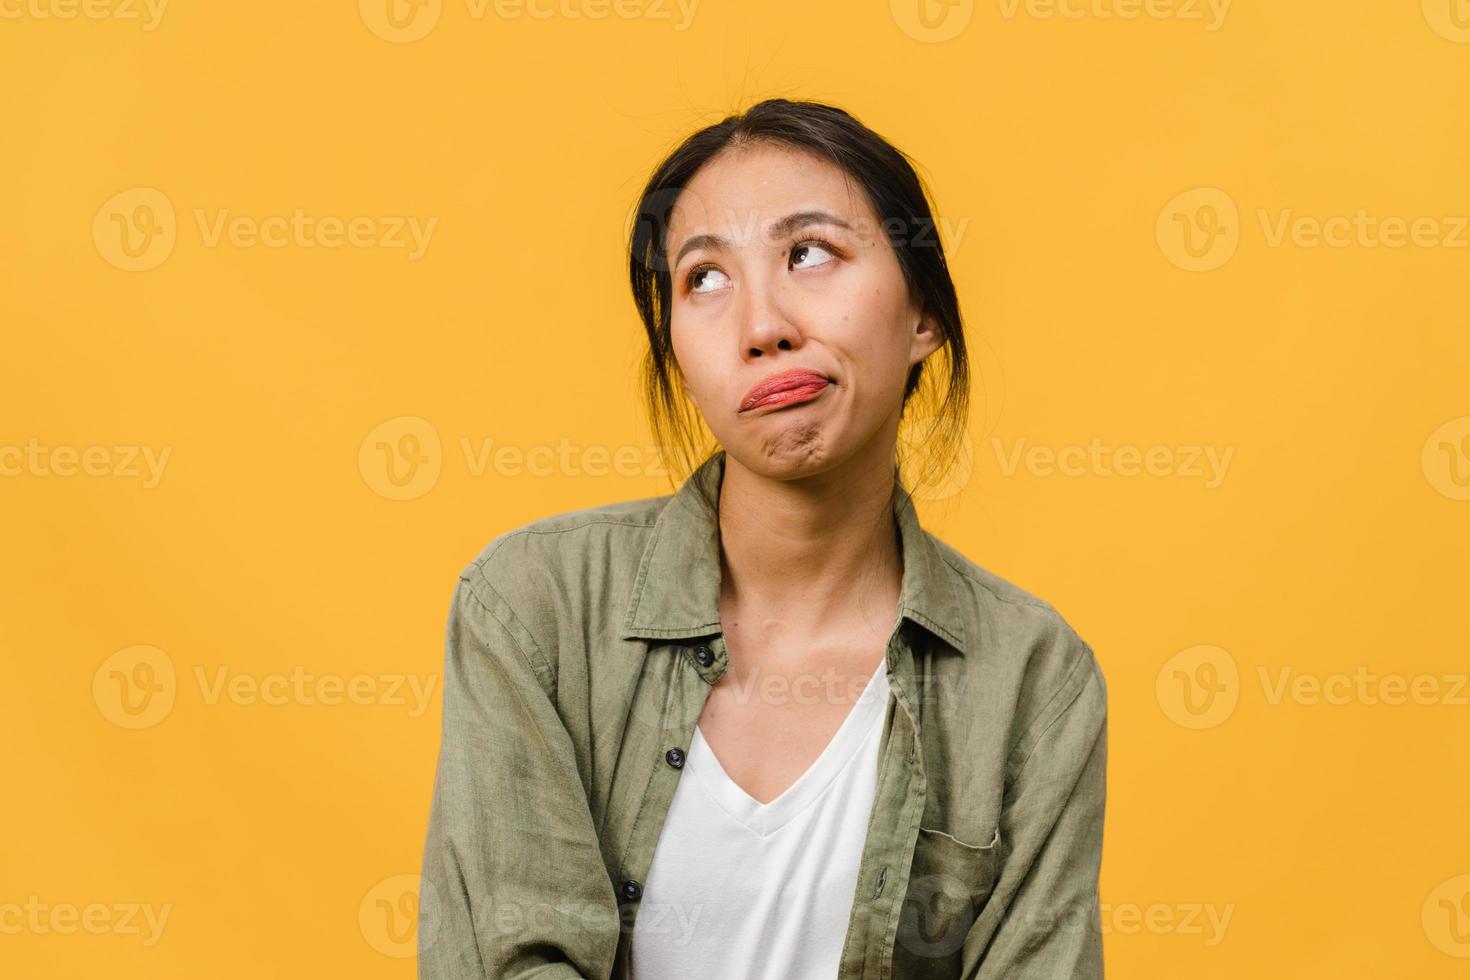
xmin=627 ymin=97 xmax=971 ymax=498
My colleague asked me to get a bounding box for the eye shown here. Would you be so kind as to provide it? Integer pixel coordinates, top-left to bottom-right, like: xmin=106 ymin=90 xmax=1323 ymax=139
xmin=683 ymin=238 xmax=840 ymax=294
xmin=687 ymin=265 xmax=730 ymax=294
xmin=791 ymin=239 xmax=838 ymax=271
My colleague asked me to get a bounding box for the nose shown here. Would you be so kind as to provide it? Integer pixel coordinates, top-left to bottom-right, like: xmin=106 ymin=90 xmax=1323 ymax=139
xmin=737 ymin=273 xmax=802 ymax=359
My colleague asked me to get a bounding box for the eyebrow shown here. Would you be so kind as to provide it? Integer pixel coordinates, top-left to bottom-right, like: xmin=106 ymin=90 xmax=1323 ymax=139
xmin=671 ymin=209 xmax=853 ymax=269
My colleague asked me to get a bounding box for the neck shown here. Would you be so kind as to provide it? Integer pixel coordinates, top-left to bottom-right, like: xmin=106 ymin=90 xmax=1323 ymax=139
xmin=715 ymin=441 xmax=903 ymax=643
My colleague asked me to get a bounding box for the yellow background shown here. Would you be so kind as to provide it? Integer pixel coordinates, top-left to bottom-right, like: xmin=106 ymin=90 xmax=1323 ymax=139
xmin=3 ymin=0 xmax=1469 ymax=975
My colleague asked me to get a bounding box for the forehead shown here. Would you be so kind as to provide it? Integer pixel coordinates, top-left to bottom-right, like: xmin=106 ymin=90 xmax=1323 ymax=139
xmin=669 ymin=142 xmax=876 ymax=238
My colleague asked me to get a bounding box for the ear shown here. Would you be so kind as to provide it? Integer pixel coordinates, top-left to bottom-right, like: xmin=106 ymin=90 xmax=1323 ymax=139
xmin=909 ymin=296 xmax=945 ymax=364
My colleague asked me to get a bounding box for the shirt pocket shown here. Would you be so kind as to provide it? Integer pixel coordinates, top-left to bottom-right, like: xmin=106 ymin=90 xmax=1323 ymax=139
xmin=891 ymin=823 xmax=1002 ymax=978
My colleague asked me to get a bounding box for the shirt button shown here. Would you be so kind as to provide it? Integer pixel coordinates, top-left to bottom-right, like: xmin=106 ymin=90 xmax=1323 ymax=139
xmin=692 ymin=644 xmax=714 ymax=667
xmin=621 ymin=879 xmax=643 ymax=902
xmin=665 ymin=747 xmax=685 ymax=768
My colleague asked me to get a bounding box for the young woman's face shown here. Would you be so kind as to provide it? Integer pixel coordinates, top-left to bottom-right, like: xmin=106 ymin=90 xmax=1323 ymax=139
xmin=665 ymin=142 xmax=944 ymax=479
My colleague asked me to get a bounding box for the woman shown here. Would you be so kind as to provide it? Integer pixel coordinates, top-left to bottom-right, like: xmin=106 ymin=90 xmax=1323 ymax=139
xmin=419 ymin=98 xmax=1107 ymax=980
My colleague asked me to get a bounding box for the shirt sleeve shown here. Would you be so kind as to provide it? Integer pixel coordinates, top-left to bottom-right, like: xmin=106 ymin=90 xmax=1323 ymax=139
xmin=965 ymin=646 xmax=1109 ymax=979
xmin=418 ymin=569 xmax=620 ymax=980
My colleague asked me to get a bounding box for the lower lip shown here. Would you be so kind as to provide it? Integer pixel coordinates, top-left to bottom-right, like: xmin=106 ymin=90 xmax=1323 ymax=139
xmin=744 ymin=380 xmax=829 ymax=412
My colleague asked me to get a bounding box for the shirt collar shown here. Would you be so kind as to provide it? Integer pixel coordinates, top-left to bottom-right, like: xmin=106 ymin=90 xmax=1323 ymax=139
xmin=619 ymin=449 xmax=969 ymax=656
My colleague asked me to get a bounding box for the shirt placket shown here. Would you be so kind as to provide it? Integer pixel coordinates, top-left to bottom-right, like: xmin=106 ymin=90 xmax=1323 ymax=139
xmin=610 ymin=634 xmax=728 ymax=978
xmin=837 ymin=626 xmax=929 ymax=980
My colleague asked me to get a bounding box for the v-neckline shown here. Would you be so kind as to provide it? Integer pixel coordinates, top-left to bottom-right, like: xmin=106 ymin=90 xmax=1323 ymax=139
xmin=690 ymin=656 xmax=890 ymax=838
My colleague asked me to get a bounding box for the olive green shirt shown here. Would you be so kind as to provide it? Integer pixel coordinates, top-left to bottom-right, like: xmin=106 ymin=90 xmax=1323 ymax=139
xmin=418 ymin=449 xmax=1108 ymax=979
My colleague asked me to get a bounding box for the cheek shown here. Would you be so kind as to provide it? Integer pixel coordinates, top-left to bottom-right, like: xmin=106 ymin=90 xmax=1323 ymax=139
xmin=669 ymin=323 xmax=712 ymax=403
xmin=834 ymin=283 xmax=912 ymax=361
xmin=828 ymin=289 xmax=917 ymax=408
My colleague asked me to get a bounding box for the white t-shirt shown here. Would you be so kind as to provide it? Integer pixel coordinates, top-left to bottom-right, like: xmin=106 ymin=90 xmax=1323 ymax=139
xmin=628 ymin=656 xmax=891 ymax=980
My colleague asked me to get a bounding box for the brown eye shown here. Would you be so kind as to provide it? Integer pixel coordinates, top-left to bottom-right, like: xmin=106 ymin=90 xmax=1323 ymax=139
xmin=688 ymin=266 xmax=730 ymax=294
xmin=791 ymin=240 xmax=837 ymax=270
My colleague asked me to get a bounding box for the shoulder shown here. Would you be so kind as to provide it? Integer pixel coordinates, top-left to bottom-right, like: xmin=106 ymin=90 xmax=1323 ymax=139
xmin=454 ymin=490 xmax=671 ymax=625
xmin=929 ymin=534 xmax=1107 ymax=740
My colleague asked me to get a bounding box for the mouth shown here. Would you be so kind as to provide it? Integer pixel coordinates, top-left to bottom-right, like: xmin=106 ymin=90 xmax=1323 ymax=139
xmin=739 ymin=368 xmax=831 ymax=413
